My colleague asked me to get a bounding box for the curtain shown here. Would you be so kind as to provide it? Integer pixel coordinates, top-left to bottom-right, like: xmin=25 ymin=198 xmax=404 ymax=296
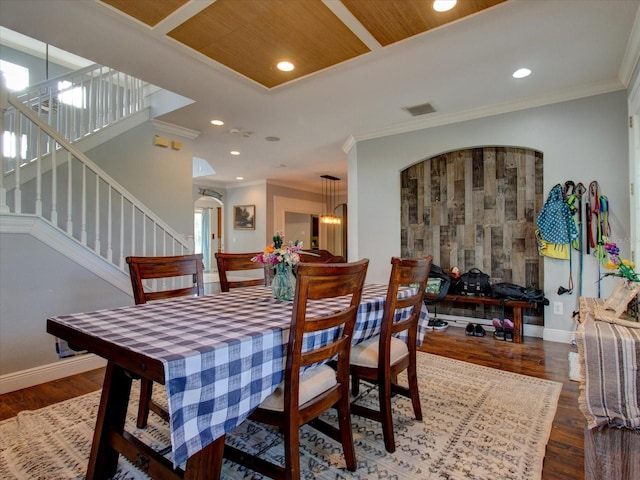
xmin=201 ymin=209 xmax=211 ymax=272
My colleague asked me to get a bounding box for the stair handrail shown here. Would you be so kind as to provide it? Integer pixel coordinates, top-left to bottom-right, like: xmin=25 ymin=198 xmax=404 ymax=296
xmin=10 ymin=63 xmax=148 ymax=149
xmin=15 ymin=63 xmax=108 ymax=92
xmin=1 ymin=90 xmax=191 ymax=270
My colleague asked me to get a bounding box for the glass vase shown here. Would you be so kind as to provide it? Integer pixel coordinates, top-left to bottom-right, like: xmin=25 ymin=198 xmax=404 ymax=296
xmin=271 ymin=263 xmax=296 ymax=301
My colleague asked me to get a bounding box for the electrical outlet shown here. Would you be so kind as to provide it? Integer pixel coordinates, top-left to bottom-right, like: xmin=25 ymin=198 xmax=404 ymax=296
xmin=553 ymin=302 xmax=563 ymax=315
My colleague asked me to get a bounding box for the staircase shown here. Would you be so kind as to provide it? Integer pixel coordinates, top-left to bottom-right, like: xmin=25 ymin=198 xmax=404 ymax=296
xmin=0 ymin=65 xmax=192 ymax=287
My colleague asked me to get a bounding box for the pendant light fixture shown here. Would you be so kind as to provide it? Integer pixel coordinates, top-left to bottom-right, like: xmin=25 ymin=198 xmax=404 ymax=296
xmin=320 ymin=174 xmax=341 ymax=225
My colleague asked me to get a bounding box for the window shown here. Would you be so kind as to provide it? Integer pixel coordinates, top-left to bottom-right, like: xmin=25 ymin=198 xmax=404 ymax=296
xmin=0 ymin=60 xmax=29 ymax=91
xmin=57 ymin=80 xmax=85 ymax=108
xmin=2 ymin=131 xmax=27 ymax=160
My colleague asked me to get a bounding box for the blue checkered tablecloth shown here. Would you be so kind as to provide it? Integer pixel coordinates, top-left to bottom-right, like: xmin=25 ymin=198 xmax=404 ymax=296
xmin=48 ymin=284 xmax=428 ymax=467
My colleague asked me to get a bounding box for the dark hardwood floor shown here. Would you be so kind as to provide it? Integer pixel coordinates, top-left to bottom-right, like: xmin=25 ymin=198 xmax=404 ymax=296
xmin=0 ymin=325 xmax=584 ymax=479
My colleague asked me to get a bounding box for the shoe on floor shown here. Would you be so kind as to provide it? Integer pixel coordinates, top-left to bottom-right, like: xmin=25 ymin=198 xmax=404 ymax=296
xmin=474 ymin=324 xmax=486 ymax=337
xmin=492 ymin=318 xmax=504 ymax=330
xmin=427 ymin=319 xmax=449 ymax=331
xmin=465 ymin=323 xmax=475 ymax=336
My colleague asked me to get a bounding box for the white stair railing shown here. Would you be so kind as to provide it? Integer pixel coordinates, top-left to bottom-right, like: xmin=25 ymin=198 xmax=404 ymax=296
xmin=0 ymin=88 xmax=191 ymax=273
xmin=3 ymin=64 xmax=149 ymax=173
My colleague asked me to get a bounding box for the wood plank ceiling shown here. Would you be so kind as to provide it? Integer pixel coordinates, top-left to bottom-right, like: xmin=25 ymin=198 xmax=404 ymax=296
xmin=100 ymin=0 xmax=507 ymax=89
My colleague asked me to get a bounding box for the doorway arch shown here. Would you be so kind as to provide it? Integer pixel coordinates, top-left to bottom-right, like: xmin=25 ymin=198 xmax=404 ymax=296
xmin=195 ymin=195 xmax=223 ymax=272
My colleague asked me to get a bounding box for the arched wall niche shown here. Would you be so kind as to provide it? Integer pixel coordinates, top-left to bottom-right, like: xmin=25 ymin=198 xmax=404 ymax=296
xmin=400 ymin=146 xmax=545 ymax=325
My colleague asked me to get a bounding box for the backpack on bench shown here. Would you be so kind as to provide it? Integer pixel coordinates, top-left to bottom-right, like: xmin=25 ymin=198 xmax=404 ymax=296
xmin=425 ymin=264 xmax=451 ymax=303
xmin=490 ymin=282 xmax=549 ymax=305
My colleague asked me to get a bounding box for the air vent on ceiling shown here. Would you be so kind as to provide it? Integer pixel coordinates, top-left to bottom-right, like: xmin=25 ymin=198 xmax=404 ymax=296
xmin=403 ymin=102 xmax=436 ymax=116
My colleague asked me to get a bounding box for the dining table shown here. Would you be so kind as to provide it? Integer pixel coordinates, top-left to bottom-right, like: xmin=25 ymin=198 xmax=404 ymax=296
xmin=46 ymin=284 xmax=430 ymax=480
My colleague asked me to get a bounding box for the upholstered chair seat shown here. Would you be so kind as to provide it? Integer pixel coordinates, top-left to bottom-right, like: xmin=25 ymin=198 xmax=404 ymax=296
xmin=350 ymin=335 xmax=409 ymax=368
xmin=260 ymin=364 xmax=337 ymax=411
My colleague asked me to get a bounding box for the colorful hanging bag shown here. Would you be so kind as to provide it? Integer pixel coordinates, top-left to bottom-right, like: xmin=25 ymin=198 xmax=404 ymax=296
xmin=536 ymin=184 xmax=578 ymax=260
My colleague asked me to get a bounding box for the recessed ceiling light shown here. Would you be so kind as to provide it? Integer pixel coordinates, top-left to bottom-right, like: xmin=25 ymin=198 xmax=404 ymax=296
xmin=277 ymin=61 xmax=294 ymax=72
xmin=211 ymin=119 xmax=224 ymax=126
xmin=513 ymin=68 xmax=532 ymax=79
xmin=236 ymin=176 xmax=244 ymax=180
xmin=433 ymin=0 xmax=456 ymax=12
xmin=230 ymin=150 xmax=240 ymax=156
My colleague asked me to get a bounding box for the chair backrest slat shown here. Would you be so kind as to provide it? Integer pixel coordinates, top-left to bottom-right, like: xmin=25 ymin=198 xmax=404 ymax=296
xmin=126 ymin=254 xmax=205 ymax=304
xmin=299 ymin=249 xmax=345 ymax=264
xmin=289 ymin=259 xmax=369 ymax=378
xmin=215 ymin=252 xmax=269 ymax=292
xmin=380 ymin=256 xmax=433 ymax=352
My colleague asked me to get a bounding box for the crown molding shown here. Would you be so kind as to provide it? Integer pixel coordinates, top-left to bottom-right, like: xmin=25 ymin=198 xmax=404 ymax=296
xmin=620 ymin=6 xmax=640 ymax=87
xmin=346 ymin=79 xmax=625 ymax=149
xmin=342 ymin=135 xmax=356 ymax=154
xmin=152 ymin=119 xmax=201 ymax=139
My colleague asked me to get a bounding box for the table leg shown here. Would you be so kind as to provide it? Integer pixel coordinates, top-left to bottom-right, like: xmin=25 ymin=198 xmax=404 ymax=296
xmin=513 ymin=307 xmax=523 ymax=343
xmin=184 ymin=435 xmax=226 ymax=480
xmin=86 ymin=361 xmax=132 ymax=479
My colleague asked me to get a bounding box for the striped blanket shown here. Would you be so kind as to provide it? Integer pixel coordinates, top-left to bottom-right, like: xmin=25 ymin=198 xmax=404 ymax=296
xmin=576 ymin=297 xmax=640 ymax=430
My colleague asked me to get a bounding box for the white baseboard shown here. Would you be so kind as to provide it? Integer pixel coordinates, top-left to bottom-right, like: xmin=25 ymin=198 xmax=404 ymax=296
xmin=430 ymin=313 xmax=570 ymax=343
xmin=543 ymin=327 xmax=576 ymax=344
xmin=0 ymin=354 xmax=107 ymax=395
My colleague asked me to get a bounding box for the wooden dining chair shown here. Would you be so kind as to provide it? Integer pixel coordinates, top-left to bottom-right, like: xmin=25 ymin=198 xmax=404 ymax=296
xmin=224 ymin=258 xmax=370 ymax=480
xmin=299 ymin=249 xmax=345 ymax=263
xmin=126 ymin=253 xmax=205 ymax=428
xmin=215 ymin=252 xmax=270 ymax=291
xmin=349 ymin=256 xmax=432 ymax=453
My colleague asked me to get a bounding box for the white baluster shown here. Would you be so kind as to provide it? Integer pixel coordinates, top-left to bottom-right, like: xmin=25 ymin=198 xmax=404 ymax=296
xmin=88 ymin=74 xmax=95 ymax=133
xmin=107 ymin=186 xmax=113 ymax=262
xmin=35 ymin=125 xmax=42 ymax=216
xmin=81 ymin=163 xmax=87 ymax=245
xmin=163 ymin=229 xmax=167 ymax=256
xmin=119 ymin=195 xmax=125 ymax=269
xmin=94 ymin=175 xmax=100 ymax=254
xmin=131 ymin=202 xmax=135 ymax=256
xmin=66 ymin=151 xmax=72 ymax=234
xmin=13 ymin=118 xmax=22 ymax=213
xmin=79 ymin=76 xmax=86 ymax=138
xmin=142 ymin=213 xmax=146 ymax=256
xmin=50 ymin=139 xmax=57 ymax=225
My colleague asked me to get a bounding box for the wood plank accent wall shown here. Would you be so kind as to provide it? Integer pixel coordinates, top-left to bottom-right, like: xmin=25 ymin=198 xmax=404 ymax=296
xmin=401 ymin=146 xmax=545 ymax=325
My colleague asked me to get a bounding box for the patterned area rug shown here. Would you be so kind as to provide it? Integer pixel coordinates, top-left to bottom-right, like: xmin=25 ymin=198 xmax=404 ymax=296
xmin=0 ymin=353 xmax=562 ymax=480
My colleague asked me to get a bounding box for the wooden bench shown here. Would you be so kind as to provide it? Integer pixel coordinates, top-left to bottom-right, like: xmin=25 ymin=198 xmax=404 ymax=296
xmin=424 ymin=293 xmax=541 ymax=343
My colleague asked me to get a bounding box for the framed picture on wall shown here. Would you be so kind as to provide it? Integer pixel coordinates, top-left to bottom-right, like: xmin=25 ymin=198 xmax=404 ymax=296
xmin=233 ymin=205 xmax=255 ymax=230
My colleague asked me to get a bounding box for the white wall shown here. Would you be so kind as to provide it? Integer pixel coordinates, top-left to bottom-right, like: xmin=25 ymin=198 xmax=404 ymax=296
xmin=349 ymin=91 xmax=630 ymax=339
xmin=285 ymin=212 xmax=312 ymax=248
xmin=0 ymin=234 xmax=132 ymax=375
xmin=267 ymin=183 xmax=324 ymax=238
xmin=628 ymin=57 xmax=640 ymax=270
xmin=224 ymin=181 xmax=267 ymax=253
xmin=88 ymin=122 xmax=194 ymax=238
